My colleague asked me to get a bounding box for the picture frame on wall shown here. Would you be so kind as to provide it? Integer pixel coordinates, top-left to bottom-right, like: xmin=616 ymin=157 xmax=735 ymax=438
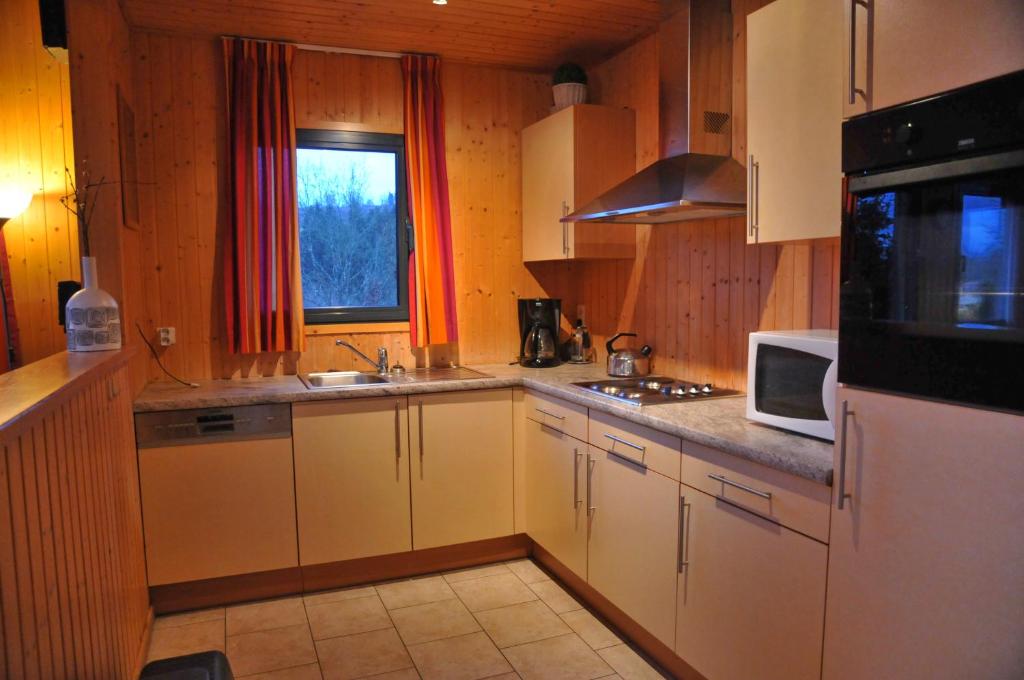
xmin=116 ymin=86 xmax=140 ymax=231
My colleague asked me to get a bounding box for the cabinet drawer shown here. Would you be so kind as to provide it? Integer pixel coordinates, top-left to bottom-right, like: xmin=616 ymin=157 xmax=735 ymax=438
xmin=588 ymin=410 xmax=681 ymax=482
xmin=679 ymin=439 xmax=830 ymax=543
xmin=525 ymin=390 xmax=588 ymax=442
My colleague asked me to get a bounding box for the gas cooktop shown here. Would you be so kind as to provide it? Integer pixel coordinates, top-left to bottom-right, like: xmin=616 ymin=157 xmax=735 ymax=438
xmin=572 ymin=376 xmax=742 ymax=406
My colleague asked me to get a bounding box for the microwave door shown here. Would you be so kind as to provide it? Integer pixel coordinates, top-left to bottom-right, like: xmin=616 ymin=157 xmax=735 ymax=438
xmin=750 ymin=343 xmax=836 ymax=441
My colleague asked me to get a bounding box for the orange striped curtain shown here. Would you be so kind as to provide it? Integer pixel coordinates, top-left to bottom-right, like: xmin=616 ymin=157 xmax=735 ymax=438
xmin=402 ymin=55 xmax=458 ymax=347
xmin=222 ymin=38 xmax=305 ymax=354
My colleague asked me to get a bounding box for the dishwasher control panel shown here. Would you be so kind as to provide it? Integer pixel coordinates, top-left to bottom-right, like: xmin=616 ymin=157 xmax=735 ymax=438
xmin=135 ymin=403 xmax=291 ymax=448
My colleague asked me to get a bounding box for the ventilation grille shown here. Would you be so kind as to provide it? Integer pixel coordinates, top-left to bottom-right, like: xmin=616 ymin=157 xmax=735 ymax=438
xmin=703 ymin=111 xmax=730 ymax=134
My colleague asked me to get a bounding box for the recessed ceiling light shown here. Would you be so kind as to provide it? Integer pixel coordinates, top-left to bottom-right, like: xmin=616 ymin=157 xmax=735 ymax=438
xmin=433 ymin=0 xmax=447 ymax=5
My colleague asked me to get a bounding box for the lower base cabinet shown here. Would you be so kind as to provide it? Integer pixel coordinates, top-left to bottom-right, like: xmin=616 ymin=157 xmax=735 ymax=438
xmin=293 ymin=397 xmax=412 ymax=566
xmin=676 ymin=487 xmax=827 ymax=680
xmin=524 ymin=417 xmax=587 ymax=579
xmin=410 ymin=389 xmax=514 ymax=550
xmin=587 ymin=445 xmax=680 ymax=647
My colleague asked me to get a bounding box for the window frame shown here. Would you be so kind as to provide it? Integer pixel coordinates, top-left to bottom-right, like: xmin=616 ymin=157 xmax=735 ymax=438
xmin=296 ymin=128 xmax=411 ymax=325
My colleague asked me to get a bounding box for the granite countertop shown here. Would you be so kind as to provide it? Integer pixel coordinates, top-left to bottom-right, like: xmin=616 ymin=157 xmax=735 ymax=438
xmin=134 ymin=363 xmax=834 ymax=486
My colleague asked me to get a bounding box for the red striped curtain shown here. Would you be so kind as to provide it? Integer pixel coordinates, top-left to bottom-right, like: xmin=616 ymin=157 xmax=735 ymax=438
xmin=222 ymin=38 xmax=304 ymax=354
xmin=402 ymin=55 xmax=458 ymax=348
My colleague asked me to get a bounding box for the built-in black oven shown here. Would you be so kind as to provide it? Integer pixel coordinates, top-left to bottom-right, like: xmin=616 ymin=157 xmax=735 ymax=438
xmin=840 ymin=70 xmax=1024 ymax=413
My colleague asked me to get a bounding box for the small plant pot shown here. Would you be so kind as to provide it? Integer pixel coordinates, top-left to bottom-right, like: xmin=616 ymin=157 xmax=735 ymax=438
xmin=553 ymin=83 xmax=587 ymax=111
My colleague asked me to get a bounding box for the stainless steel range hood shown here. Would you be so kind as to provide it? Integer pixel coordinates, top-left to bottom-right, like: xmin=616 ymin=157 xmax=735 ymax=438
xmin=563 ymin=0 xmax=746 ymax=225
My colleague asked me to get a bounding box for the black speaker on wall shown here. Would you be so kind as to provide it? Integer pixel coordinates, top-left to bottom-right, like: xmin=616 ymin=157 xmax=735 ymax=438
xmin=38 ymin=0 xmax=67 ymax=50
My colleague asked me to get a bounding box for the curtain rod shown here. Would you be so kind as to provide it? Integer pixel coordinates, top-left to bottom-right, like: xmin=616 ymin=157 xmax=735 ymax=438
xmin=220 ymin=35 xmax=408 ymax=60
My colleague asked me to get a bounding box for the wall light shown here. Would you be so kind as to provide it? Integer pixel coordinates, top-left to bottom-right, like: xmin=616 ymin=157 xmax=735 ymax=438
xmin=433 ymin=0 xmax=447 ymax=5
xmin=0 ymin=187 xmax=32 ymax=228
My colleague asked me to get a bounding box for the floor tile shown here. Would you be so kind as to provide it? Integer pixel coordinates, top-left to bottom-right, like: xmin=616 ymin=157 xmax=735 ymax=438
xmin=474 ymin=600 xmax=571 ymax=648
xmin=407 ymin=631 xmax=512 ymax=680
xmin=503 ymin=633 xmax=614 ymax=680
xmin=377 ymin=575 xmax=456 ymax=610
xmin=239 ymin=663 xmax=323 ymax=679
xmin=527 ymin=580 xmax=582 ymax=614
xmin=559 ymin=610 xmax=621 ymax=650
xmin=450 ymin=573 xmax=538 ymax=612
xmin=596 ymin=644 xmax=668 ymax=679
xmin=228 ymin=597 xmax=308 ymax=636
xmin=154 ymin=607 xmax=225 ymax=630
xmin=317 ymin=628 xmax=413 ymax=680
xmin=306 ymin=595 xmax=392 ymax=640
xmin=303 ymin=585 xmax=378 ymax=607
xmin=443 ymin=562 xmax=512 ymax=584
xmin=147 ymin=619 xmax=225 ymax=662
xmin=390 ymin=598 xmax=481 ymax=646
xmin=484 ymin=675 xmax=522 ymax=680
xmin=505 ymin=559 xmax=550 ymax=585
xmin=226 ymin=623 xmax=317 ymax=677
xmin=363 ymin=669 xmax=421 ymax=679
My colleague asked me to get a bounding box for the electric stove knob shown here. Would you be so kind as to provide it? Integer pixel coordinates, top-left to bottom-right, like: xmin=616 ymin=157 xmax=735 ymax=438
xmin=701 ymin=384 xmax=713 ymax=394
xmin=688 ymin=385 xmax=700 ymax=395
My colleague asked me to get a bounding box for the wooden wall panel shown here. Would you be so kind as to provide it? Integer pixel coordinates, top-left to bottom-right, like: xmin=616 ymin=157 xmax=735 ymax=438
xmin=130 ymin=33 xmax=573 ymax=380
xmin=0 ymin=0 xmax=79 ymax=366
xmin=580 ymin=0 xmax=840 ymax=390
xmin=0 ymin=354 xmax=151 ymax=679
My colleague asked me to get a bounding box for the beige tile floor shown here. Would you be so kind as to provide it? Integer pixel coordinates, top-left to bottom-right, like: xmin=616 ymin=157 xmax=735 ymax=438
xmin=145 ymin=558 xmax=670 ymax=680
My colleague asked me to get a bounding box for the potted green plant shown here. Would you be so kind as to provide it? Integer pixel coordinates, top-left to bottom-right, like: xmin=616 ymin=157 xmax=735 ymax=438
xmin=552 ymin=62 xmax=588 ymax=111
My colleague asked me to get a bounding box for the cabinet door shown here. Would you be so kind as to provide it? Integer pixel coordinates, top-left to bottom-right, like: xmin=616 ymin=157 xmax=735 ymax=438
xmin=747 ymin=0 xmax=841 ymax=244
xmin=676 ymin=488 xmax=827 ymax=680
xmin=293 ymin=397 xmax=411 ymax=565
xmin=587 ymin=445 xmax=679 ymax=647
xmin=844 ymin=0 xmax=1024 ymax=117
xmin=524 ymin=418 xmax=587 ymax=579
xmin=410 ymin=389 xmax=514 ymax=550
xmin=139 ymin=437 xmax=298 ymax=585
xmin=823 ymin=386 xmax=1024 ymax=680
xmin=522 ymin=106 xmax=575 ymax=262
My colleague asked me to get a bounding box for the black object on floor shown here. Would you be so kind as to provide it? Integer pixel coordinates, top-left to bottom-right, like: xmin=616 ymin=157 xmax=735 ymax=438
xmin=139 ymin=650 xmax=233 ymax=680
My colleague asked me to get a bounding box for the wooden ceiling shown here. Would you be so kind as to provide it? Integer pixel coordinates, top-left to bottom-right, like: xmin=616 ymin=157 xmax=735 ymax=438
xmin=120 ymin=0 xmax=665 ymax=71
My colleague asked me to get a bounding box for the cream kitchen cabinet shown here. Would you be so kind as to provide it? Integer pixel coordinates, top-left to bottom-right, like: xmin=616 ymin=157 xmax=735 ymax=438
xmin=586 ymin=444 xmax=680 ymax=648
xmin=409 ymin=389 xmax=514 ymax=550
xmin=823 ymin=386 xmax=1024 ymax=679
xmin=293 ymin=397 xmax=412 ymax=566
xmin=522 ymin=104 xmax=636 ymax=262
xmin=523 ymin=415 xmax=588 ymax=579
xmin=746 ymin=0 xmax=842 ymax=244
xmin=843 ymin=0 xmax=1024 ymax=118
xmin=675 ymin=487 xmax=827 ymax=680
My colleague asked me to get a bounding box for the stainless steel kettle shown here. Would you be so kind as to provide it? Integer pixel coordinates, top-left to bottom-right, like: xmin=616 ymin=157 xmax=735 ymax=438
xmin=606 ymin=332 xmax=652 ymax=377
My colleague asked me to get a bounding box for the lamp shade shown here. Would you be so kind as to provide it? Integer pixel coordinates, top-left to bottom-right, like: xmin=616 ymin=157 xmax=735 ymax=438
xmin=0 ymin=187 xmax=32 ymax=221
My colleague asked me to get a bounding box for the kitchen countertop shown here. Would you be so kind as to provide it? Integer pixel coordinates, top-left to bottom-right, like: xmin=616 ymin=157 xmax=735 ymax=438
xmin=134 ymin=363 xmax=834 ymax=486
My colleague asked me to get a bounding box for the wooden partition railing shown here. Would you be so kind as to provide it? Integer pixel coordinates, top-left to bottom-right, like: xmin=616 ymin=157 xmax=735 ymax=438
xmin=0 ymin=351 xmax=151 ymax=679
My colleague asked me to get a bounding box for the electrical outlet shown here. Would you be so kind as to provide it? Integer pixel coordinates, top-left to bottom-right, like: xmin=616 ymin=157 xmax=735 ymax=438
xmin=158 ymin=327 xmax=176 ymax=346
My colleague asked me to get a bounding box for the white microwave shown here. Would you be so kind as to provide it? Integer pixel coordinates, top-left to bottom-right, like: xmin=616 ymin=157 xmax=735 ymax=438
xmin=747 ymin=330 xmax=838 ymax=441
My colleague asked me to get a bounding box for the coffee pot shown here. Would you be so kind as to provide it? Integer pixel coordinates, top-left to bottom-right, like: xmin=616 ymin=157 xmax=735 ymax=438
xmin=521 ymin=322 xmax=559 ymax=368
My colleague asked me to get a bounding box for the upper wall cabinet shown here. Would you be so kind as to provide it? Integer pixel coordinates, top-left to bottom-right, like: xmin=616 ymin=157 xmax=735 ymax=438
xmin=746 ymin=0 xmax=842 ymax=244
xmin=843 ymin=0 xmax=1024 ymax=118
xmin=522 ymin=104 xmax=636 ymax=262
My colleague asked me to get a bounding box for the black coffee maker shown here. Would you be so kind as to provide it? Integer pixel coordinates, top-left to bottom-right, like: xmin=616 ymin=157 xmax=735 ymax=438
xmin=518 ymin=298 xmax=561 ymax=368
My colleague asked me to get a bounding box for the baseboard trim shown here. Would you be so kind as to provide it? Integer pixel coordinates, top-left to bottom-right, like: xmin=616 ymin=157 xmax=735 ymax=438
xmin=531 ymin=542 xmax=707 ymax=680
xmin=149 ymin=534 xmax=530 ymax=614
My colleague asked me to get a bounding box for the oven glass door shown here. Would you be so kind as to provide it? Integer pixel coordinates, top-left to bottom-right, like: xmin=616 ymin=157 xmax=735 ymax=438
xmin=840 ymin=162 xmax=1024 ymax=411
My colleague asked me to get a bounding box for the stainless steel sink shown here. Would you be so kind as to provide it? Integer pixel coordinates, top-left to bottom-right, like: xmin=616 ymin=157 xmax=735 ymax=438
xmin=300 ymin=371 xmax=390 ymax=389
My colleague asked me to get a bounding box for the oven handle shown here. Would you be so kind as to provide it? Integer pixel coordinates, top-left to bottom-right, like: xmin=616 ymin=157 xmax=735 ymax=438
xmin=848 ymin=148 xmax=1024 ymax=194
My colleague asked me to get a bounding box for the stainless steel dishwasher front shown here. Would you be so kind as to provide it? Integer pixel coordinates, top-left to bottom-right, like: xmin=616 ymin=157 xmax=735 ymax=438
xmin=135 ymin=404 xmax=299 ymax=586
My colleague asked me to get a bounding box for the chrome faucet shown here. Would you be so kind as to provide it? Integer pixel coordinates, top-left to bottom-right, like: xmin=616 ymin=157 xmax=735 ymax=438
xmin=335 ymin=339 xmax=389 ymax=375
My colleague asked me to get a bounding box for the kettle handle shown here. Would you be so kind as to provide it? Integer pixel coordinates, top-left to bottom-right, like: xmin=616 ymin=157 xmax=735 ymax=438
xmin=606 ymin=332 xmax=637 ymax=356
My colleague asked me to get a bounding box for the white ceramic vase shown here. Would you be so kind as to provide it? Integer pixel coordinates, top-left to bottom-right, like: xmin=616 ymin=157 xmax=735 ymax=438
xmin=66 ymin=256 xmax=121 ymax=352
xmin=552 ymin=82 xmax=587 ymax=111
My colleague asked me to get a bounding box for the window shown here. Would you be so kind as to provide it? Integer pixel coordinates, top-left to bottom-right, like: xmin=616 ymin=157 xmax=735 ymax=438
xmin=296 ymin=129 xmax=410 ymax=324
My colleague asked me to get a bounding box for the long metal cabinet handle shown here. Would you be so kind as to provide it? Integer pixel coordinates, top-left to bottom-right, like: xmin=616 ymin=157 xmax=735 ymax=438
xmin=418 ymin=401 xmax=424 ymax=463
xmin=747 ymin=154 xmax=755 ymax=238
xmin=837 ymin=400 xmax=853 ymax=509
xmin=708 ymin=473 xmax=772 ymax=500
xmin=753 ymin=158 xmax=760 ymax=235
xmin=394 ymin=402 xmax=402 ymax=460
xmin=573 ymin=449 xmax=582 ymax=508
xmin=603 ymin=433 xmax=645 ymax=453
xmin=849 ymin=0 xmax=868 ymax=105
xmin=588 ymin=455 xmax=596 ymax=514
xmin=535 ymin=407 xmax=565 ymax=420
xmin=677 ymin=495 xmax=689 ymax=572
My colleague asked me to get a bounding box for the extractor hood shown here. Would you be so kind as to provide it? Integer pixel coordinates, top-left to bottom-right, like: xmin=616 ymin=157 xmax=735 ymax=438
xmin=563 ymin=0 xmax=747 ymax=225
